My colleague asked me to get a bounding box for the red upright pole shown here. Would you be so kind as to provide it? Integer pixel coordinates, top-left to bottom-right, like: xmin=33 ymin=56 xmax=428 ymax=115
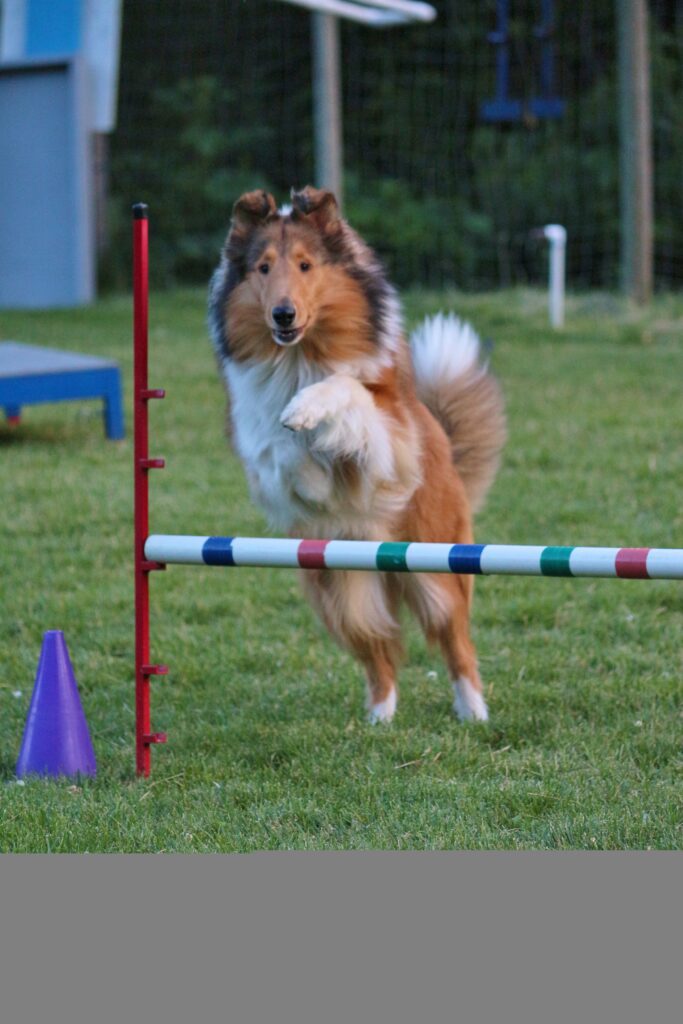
xmin=133 ymin=203 xmax=167 ymax=777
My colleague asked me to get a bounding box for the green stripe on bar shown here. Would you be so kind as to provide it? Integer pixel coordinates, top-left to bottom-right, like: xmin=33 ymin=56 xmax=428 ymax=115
xmin=540 ymin=546 xmax=575 ymax=576
xmin=376 ymin=542 xmax=410 ymax=571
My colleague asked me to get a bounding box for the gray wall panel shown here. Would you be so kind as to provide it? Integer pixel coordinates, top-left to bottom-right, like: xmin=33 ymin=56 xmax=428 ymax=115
xmin=0 ymin=56 xmax=94 ymax=308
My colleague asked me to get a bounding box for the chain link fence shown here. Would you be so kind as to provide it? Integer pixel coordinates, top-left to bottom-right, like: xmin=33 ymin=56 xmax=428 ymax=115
xmin=106 ymin=0 xmax=683 ymax=291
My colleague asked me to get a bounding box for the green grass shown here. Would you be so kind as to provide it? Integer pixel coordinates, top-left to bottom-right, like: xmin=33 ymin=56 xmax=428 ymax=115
xmin=1 ymin=287 xmax=681 ymax=851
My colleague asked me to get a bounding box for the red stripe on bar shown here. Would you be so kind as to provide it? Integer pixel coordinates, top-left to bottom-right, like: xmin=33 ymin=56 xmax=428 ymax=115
xmin=615 ymin=548 xmax=651 ymax=579
xmin=297 ymin=539 xmax=329 ymax=568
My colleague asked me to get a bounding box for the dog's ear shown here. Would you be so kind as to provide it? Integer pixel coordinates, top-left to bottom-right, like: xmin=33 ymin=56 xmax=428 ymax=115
xmin=291 ymin=186 xmax=341 ymax=236
xmin=231 ymin=190 xmax=278 ymax=230
xmin=226 ymin=190 xmax=277 ymax=266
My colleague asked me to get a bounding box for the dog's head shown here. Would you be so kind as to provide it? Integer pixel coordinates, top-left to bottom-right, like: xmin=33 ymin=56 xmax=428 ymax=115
xmin=224 ymin=186 xmax=345 ymax=350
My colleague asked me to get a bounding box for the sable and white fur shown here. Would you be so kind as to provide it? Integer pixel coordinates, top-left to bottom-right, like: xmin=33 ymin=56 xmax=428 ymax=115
xmin=208 ymin=187 xmax=506 ymax=723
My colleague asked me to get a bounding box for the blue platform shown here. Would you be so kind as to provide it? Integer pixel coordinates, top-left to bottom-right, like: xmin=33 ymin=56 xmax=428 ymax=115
xmin=0 ymin=341 xmax=124 ymax=439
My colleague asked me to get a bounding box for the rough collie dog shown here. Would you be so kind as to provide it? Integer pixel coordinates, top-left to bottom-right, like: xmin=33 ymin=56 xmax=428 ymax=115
xmin=208 ymin=186 xmax=506 ymax=724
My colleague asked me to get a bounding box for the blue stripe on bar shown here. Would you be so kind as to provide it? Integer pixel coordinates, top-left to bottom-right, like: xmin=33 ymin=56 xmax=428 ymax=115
xmin=448 ymin=544 xmax=484 ymax=574
xmin=202 ymin=536 xmax=234 ymax=566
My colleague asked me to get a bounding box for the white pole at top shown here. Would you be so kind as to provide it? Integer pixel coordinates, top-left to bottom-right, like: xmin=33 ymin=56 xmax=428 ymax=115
xmin=279 ymin=1 xmax=437 ymax=206
xmin=312 ymin=12 xmax=344 ymax=204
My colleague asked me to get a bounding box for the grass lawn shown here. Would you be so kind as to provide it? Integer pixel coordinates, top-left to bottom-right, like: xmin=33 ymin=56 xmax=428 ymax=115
xmin=1 ymin=287 xmax=681 ymax=851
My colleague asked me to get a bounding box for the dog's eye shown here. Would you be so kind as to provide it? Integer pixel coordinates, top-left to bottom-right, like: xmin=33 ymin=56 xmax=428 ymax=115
xmin=258 ymin=263 xmax=270 ymax=275
xmin=299 ymin=261 xmax=311 ymax=272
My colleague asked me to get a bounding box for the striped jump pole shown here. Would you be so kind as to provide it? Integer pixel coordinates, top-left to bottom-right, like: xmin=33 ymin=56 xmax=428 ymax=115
xmin=144 ymin=536 xmax=683 ymax=580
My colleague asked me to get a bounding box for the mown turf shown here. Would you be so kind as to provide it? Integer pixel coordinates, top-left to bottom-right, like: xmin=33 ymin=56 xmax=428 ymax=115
xmin=1 ymin=287 xmax=681 ymax=851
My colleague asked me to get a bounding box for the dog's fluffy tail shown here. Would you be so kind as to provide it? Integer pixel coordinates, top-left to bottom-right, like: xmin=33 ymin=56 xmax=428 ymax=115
xmin=410 ymin=313 xmax=507 ymax=514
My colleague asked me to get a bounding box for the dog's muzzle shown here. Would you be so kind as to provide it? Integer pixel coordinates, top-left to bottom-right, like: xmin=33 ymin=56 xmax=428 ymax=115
xmin=273 ymin=327 xmax=303 ymax=346
xmin=271 ymin=304 xmax=302 ymax=346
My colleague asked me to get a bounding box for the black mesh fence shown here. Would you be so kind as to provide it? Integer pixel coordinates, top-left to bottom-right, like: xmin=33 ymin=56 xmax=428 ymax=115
xmin=106 ymin=0 xmax=683 ymax=291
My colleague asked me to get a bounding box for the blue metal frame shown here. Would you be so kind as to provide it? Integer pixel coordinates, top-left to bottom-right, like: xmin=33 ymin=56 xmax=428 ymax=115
xmin=0 ymin=366 xmax=124 ymax=439
xmin=480 ymin=0 xmax=565 ymax=123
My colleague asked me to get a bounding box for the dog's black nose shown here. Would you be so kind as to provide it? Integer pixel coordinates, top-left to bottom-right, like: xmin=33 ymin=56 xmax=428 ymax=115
xmin=272 ymin=305 xmax=296 ymax=328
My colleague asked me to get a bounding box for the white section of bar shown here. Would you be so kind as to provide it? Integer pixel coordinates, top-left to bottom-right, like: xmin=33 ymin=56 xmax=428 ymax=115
xmin=646 ymin=549 xmax=683 ymax=579
xmin=569 ymin=547 xmax=619 ymax=577
xmin=323 ymin=540 xmax=381 ymax=569
xmin=479 ymin=545 xmax=546 ymax=575
xmin=404 ymin=542 xmax=453 ymax=572
xmin=144 ymin=535 xmax=208 ymax=564
xmin=230 ymin=537 xmax=302 ymax=567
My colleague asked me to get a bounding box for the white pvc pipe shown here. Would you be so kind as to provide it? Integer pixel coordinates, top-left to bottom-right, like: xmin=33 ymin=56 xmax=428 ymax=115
xmin=543 ymin=224 xmax=567 ymax=329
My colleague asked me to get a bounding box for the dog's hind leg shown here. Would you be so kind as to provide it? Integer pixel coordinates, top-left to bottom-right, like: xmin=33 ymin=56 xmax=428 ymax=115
xmin=301 ymin=569 xmax=403 ymax=722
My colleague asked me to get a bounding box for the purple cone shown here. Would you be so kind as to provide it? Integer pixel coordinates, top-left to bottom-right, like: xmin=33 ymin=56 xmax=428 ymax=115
xmin=16 ymin=631 xmax=96 ymax=779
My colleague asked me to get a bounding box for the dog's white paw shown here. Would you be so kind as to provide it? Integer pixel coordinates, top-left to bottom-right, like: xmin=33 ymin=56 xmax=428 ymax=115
xmin=367 ymin=689 xmax=397 ymax=724
xmin=452 ymin=676 xmax=489 ymax=722
xmin=281 ymin=387 xmax=331 ymax=432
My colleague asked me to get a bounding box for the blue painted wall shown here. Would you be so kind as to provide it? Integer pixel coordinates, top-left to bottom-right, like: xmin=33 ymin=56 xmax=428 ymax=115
xmin=25 ymin=0 xmax=81 ymax=55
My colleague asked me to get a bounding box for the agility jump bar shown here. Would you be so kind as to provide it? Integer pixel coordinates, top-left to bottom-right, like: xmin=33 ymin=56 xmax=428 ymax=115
xmin=144 ymin=536 xmax=683 ymax=579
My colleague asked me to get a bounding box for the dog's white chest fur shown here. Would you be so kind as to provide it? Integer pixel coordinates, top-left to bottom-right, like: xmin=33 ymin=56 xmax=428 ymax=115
xmin=225 ymin=358 xmax=334 ymax=529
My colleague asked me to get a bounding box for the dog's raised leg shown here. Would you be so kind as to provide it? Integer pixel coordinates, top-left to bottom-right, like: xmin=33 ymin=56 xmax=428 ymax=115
xmin=280 ymin=375 xmax=395 ymax=481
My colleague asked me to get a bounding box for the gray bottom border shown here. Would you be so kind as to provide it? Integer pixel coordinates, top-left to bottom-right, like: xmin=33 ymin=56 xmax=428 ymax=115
xmin=1 ymin=852 xmax=680 ymax=1023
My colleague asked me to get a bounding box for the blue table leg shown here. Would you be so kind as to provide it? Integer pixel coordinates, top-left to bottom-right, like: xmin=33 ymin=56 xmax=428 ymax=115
xmin=103 ymin=370 xmax=125 ymax=440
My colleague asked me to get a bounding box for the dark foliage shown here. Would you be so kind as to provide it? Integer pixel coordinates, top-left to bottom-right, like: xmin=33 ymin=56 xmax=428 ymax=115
xmin=105 ymin=0 xmax=683 ymax=290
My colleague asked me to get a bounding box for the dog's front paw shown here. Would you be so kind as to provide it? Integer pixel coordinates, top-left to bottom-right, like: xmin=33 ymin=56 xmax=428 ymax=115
xmin=367 ymin=689 xmax=397 ymax=724
xmin=280 ymin=384 xmax=333 ymax=432
xmin=280 ymin=397 xmax=322 ymax=432
xmin=452 ymin=676 xmax=489 ymax=722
